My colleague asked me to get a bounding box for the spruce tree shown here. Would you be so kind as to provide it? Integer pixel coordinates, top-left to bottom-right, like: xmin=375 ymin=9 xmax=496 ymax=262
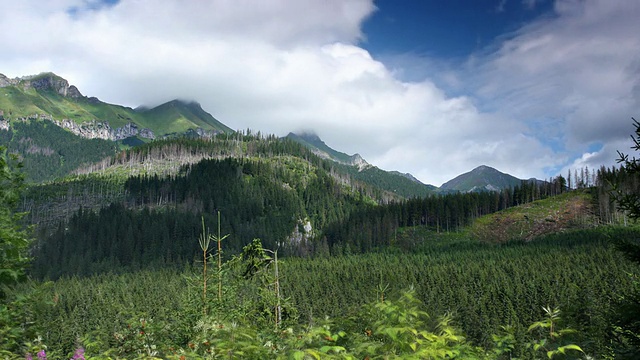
xmin=0 ymin=146 xmax=30 ymax=298
xmin=612 ymin=118 xmax=640 ymax=357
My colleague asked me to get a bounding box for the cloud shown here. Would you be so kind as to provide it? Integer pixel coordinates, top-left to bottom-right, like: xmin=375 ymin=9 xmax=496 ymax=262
xmin=0 ymin=0 xmax=638 ymax=187
xmin=471 ymin=0 xmax=640 ymax=174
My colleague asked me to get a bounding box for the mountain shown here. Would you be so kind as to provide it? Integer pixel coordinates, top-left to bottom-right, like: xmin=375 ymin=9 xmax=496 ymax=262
xmin=389 ymin=171 xmax=424 ymax=184
xmin=286 ymin=132 xmax=368 ymax=168
xmin=135 ymin=99 xmax=233 ymax=135
xmin=440 ymin=165 xmax=525 ymax=193
xmin=2 ymin=72 xmax=532 ymax=196
xmin=0 ymin=72 xmax=233 ymax=140
xmin=287 ymin=132 xmax=436 ymax=198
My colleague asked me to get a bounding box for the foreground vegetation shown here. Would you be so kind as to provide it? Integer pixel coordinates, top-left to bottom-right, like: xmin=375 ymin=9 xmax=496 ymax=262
xmin=2 ymin=226 xmax=638 ymax=358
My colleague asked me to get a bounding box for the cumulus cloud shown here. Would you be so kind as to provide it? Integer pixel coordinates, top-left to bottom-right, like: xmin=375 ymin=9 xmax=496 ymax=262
xmin=0 ymin=0 xmax=637 ymax=186
xmin=474 ymin=0 xmax=640 ymax=157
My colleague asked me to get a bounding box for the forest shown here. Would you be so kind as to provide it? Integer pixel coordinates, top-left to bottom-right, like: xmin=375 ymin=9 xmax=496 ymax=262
xmin=1 ymin=124 xmax=640 ymax=359
xmin=0 ymin=120 xmax=118 ymax=183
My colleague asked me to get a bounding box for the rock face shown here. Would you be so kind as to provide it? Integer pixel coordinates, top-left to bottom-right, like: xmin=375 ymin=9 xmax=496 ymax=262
xmin=0 ymin=72 xmax=84 ymax=98
xmin=52 ymin=119 xmax=156 ymax=141
xmin=20 ymin=73 xmax=84 ymax=98
xmin=349 ymin=153 xmax=370 ymax=171
xmin=0 ymin=74 xmax=16 ymax=87
xmin=67 ymin=85 xmax=83 ymax=98
xmin=287 ymin=219 xmax=314 ymax=244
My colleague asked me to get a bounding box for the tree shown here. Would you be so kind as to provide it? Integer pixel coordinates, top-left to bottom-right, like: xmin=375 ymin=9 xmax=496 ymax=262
xmin=612 ymin=118 xmax=640 ymax=358
xmin=0 ymin=146 xmax=30 ymax=298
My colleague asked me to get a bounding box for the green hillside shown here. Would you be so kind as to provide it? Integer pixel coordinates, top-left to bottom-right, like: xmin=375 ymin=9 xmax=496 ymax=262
xmin=0 ymin=72 xmax=233 ymax=136
xmin=471 ymin=189 xmax=596 ymax=242
xmin=135 ymin=100 xmax=234 ymax=134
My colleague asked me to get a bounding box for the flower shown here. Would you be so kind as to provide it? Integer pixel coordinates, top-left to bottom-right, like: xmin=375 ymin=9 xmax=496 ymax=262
xmin=37 ymin=350 xmax=47 ymax=360
xmin=25 ymin=353 xmax=33 ymax=360
xmin=71 ymin=347 xmax=85 ymax=360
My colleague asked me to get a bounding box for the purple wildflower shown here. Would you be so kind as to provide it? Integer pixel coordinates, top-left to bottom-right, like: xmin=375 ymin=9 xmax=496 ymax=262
xmin=71 ymin=347 xmax=85 ymax=360
xmin=37 ymin=350 xmax=46 ymax=360
xmin=25 ymin=353 xmax=33 ymax=360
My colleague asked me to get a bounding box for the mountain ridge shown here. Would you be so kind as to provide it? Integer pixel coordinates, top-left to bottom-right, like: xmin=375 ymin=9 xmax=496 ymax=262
xmin=0 ymin=72 xmax=233 ymax=139
xmin=286 ymin=132 xmax=368 ymax=169
xmin=1 ymin=72 xmax=537 ymax=193
xmin=287 ymin=131 xmax=437 ymax=197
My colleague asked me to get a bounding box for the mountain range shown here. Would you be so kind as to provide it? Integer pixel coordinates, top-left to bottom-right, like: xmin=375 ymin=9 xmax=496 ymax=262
xmin=0 ymin=72 xmax=538 ymax=193
xmin=0 ymin=72 xmax=232 ymax=141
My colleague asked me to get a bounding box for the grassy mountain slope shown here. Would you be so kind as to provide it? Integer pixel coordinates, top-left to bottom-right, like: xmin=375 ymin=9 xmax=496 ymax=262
xmin=135 ymin=100 xmax=233 ymax=134
xmin=0 ymin=72 xmax=233 ymax=136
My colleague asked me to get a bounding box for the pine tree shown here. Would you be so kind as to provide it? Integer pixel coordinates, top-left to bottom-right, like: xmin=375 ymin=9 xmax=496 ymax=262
xmin=611 ymin=118 xmax=640 ymax=358
xmin=0 ymin=146 xmax=30 ymax=298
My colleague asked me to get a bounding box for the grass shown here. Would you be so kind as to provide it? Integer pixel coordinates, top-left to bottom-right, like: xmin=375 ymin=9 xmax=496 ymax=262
xmin=0 ymin=79 xmax=232 ymax=137
xmin=471 ymin=190 xmax=596 ymax=243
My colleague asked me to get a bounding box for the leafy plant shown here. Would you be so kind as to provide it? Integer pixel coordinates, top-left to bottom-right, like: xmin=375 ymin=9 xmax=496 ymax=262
xmin=527 ymin=306 xmax=584 ymax=359
xmin=353 ymin=287 xmax=485 ymax=359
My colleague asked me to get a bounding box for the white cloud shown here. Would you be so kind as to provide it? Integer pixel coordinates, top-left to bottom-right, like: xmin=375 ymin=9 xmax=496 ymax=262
xmin=0 ymin=0 xmax=638 ymax=187
xmin=472 ymin=0 xmax=640 ymax=176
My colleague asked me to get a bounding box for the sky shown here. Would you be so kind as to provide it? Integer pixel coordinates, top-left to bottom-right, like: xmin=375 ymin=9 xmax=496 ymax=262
xmin=1 ymin=0 xmax=639 ymax=186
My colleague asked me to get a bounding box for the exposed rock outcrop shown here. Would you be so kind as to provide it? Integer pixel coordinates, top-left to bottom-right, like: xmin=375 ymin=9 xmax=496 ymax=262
xmin=0 ymin=72 xmax=84 ymax=97
xmin=21 ymin=73 xmax=84 ymax=98
xmin=287 ymin=219 xmax=314 ymax=244
xmin=52 ymin=118 xmax=156 ymax=141
xmin=0 ymin=73 xmax=16 ymax=87
xmin=350 ymin=153 xmax=370 ymax=171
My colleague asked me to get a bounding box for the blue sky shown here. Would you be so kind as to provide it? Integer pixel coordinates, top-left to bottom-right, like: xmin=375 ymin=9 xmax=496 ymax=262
xmin=0 ymin=0 xmax=639 ymax=186
xmin=363 ymin=0 xmax=553 ymax=60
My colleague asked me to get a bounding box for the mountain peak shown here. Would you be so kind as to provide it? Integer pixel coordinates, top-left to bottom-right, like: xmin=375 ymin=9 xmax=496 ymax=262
xmin=389 ymin=171 xmax=425 ymax=185
xmin=440 ymin=165 xmax=522 ymax=192
xmin=286 ymin=132 xmax=368 ymax=168
xmin=0 ymin=72 xmax=236 ymax=137
xmin=12 ymin=72 xmax=84 ymax=98
xmin=291 ymin=131 xmax=322 ymax=143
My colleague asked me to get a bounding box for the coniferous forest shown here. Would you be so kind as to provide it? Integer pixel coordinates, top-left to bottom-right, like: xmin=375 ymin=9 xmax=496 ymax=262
xmin=1 ymin=124 xmax=640 ymax=359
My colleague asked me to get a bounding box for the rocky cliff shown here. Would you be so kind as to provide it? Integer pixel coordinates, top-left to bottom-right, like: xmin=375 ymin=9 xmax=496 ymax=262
xmin=0 ymin=73 xmax=83 ymax=98
xmin=51 ymin=119 xmax=156 ymax=141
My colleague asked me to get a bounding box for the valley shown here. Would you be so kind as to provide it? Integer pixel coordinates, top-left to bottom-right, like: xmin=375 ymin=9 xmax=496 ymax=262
xmin=1 ymin=73 xmax=639 ymax=359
